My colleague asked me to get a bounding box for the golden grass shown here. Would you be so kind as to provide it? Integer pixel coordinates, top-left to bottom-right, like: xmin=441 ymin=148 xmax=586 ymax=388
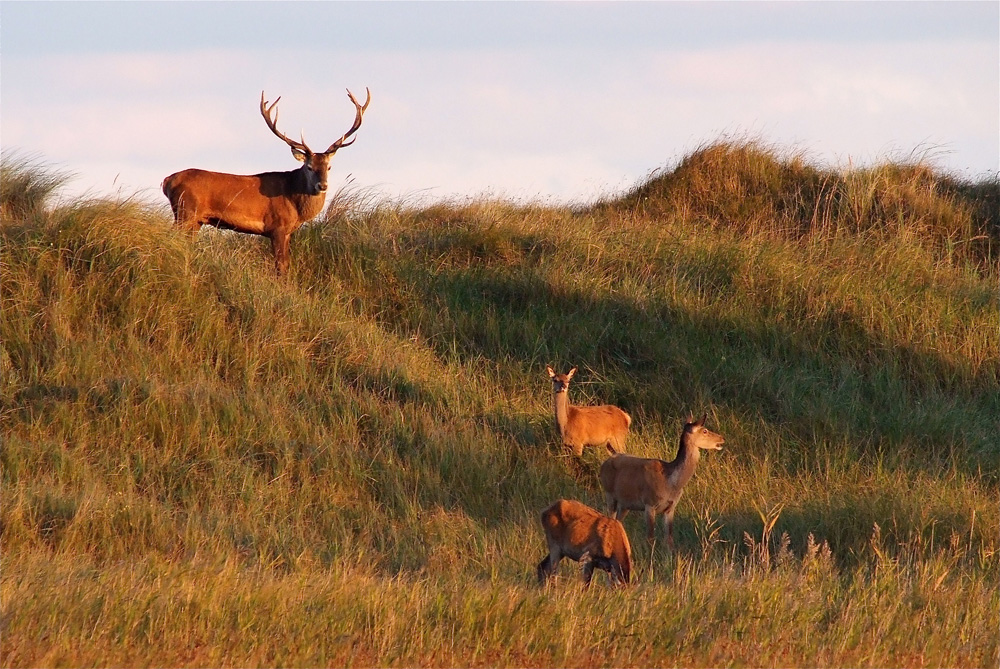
xmin=2 ymin=143 xmax=997 ymax=666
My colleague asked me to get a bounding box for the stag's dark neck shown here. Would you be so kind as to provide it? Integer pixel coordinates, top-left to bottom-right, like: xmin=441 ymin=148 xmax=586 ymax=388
xmin=295 ymin=192 xmax=327 ymax=221
xmin=255 ymin=167 xmax=329 ymax=222
xmin=288 ymin=171 xmax=327 ymax=221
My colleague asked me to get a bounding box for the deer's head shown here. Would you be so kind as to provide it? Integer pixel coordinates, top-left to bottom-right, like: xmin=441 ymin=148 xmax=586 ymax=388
xmin=684 ymin=414 xmax=725 ymax=451
xmin=547 ymin=366 xmax=578 ymax=394
xmin=260 ymin=88 xmax=371 ymax=196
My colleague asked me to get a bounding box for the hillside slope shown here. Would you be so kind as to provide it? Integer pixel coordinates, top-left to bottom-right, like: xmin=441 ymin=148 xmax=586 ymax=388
xmin=2 ymin=144 xmax=998 ymax=667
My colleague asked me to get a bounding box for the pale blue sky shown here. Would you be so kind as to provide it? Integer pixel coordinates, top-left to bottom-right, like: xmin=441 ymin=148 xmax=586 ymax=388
xmin=2 ymin=1 xmax=998 ymax=203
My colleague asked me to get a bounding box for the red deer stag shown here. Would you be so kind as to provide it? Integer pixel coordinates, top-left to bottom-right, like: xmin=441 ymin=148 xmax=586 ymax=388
xmin=162 ymin=88 xmax=370 ymax=275
xmin=600 ymin=414 xmax=724 ymax=552
xmin=547 ymin=365 xmax=631 ymax=457
xmin=537 ymin=499 xmax=632 ymax=588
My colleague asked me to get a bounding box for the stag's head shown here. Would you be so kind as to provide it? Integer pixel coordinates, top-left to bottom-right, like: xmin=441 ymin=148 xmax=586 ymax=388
xmin=260 ymin=88 xmax=371 ymax=196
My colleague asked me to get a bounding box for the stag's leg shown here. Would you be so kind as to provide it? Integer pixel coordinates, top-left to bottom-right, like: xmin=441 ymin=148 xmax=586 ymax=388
xmin=170 ymin=210 xmax=201 ymax=235
xmin=270 ymin=230 xmax=291 ymax=276
xmin=180 ymin=220 xmax=202 ymax=236
xmin=168 ymin=191 xmax=203 ymax=235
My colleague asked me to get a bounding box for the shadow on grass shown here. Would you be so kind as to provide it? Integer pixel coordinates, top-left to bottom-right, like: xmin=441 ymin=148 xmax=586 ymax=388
xmin=296 ymin=220 xmax=997 ymax=579
xmin=386 ymin=254 xmax=997 ymax=482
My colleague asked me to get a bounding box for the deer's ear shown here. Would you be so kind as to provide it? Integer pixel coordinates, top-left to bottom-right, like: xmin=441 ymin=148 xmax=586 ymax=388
xmin=546 ymin=366 xmax=556 ymax=378
xmin=291 ymin=147 xmax=308 ymax=162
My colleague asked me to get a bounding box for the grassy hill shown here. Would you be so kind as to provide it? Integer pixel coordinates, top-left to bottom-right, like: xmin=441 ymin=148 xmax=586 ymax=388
xmin=2 ymin=142 xmax=998 ymax=667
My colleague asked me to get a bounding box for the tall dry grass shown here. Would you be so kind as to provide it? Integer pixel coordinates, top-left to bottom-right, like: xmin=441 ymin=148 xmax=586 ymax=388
xmin=2 ymin=143 xmax=997 ymax=667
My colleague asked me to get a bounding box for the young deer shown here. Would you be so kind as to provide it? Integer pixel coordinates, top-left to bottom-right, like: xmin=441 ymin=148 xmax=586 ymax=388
xmin=600 ymin=414 xmax=724 ymax=552
xmin=537 ymin=499 xmax=632 ymax=588
xmin=546 ymin=365 xmax=631 ymax=457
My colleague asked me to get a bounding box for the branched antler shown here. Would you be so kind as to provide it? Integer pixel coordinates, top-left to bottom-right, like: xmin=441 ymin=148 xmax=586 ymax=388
xmin=260 ymin=92 xmax=312 ymax=154
xmin=325 ymin=88 xmax=371 ymax=153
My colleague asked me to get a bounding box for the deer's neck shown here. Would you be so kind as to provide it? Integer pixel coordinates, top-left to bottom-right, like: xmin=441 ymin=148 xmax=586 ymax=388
xmin=553 ymin=391 xmax=570 ymax=433
xmin=667 ymin=434 xmax=701 ymax=488
xmin=294 ymin=192 xmax=328 ymax=223
xmin=285 ymin=168 xmax=328 ymax=222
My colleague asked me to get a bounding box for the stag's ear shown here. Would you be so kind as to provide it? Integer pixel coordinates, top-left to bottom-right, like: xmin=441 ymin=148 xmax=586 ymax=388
xmin=291 ymin=147 xmax=308 ymax=162
xmin=546 ymin=365 xmax=556 ymax=378
xmin=567 ymin=367 xmax=577 ymax=379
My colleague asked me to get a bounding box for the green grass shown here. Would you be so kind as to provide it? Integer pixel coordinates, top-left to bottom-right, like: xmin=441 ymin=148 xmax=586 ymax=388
xmin=2 ymin=141 xmax=998 ymax=667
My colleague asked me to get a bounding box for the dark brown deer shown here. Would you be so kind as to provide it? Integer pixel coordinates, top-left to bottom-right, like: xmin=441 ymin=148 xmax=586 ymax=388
xmin=547 ymin=366 xmax=631 ymax=457
xmin=600 ymin=414 xmax=724 ymax=552
xmin=537 ymin=499 xmax=632 ymax=588
xmin=162 ymin=88 xmax=370 ymax=275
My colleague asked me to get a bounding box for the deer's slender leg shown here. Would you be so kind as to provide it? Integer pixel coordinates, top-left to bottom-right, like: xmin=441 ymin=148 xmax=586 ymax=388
xmin=271 ymin=230 xmax=291 ymax=276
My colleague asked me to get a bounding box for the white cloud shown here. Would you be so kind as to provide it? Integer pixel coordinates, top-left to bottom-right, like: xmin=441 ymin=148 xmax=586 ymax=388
xmin=3 ymin=36 xmax=996 ymax=207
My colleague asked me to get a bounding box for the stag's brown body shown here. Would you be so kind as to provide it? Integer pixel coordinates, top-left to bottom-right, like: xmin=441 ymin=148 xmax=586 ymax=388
xmin=162 ymin=89 xmax=369 ymax=275
xmin=547 ymin=366 xmax=631 ymax=457
xmin=600 ymin=415 xmax=724 ymax=551
xmin=537 ymin=499 xmax=632 ymax=588
xmin=161 ymin=168 xmax=328 ymax=268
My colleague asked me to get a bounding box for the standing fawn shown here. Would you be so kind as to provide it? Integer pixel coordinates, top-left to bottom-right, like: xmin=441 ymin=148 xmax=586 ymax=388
xmin=600 ymin=414 xmax=724 ymax=552
xmin=537 ymin=499 xmax=632 ymax=588
xmin=547 ymin=365 xmax=631 ymax=457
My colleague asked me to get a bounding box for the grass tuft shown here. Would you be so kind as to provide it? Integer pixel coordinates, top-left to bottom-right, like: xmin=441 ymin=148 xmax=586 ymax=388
xmin=601 ymin=138 xmax=997 ymax=269
xmin=0 ymin=151 xmax=74 ymax=222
